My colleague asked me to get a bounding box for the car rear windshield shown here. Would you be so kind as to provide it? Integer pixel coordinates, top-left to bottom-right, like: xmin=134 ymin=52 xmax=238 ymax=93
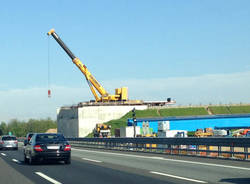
xmin=2 ymin=136 xmax=17 ymax=141
xmin=36 ymin=134 xmax=66 ymax=142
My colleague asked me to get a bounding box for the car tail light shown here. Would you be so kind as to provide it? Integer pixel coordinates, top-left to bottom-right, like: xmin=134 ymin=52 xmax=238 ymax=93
xmin=64 ymin=145 xmax=71 ymax=151
xmin=34 ymin=145 xmax=43 ymax=152
xmin=0 ymin=141 xmax=3 ymax=144
xmin=14 ymin=140 xmax=18 ymax=144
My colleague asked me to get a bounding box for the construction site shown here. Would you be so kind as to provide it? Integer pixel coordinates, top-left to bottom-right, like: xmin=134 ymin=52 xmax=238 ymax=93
xmin=48 ymin=29 xmax=250 ymax=139
xmin=47 ymin=29 xmax=175 ymax=138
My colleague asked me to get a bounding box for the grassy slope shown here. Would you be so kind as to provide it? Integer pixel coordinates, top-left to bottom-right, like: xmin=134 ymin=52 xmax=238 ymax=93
xmin=209 ymin=105 xmax=250 ymax=114
xmin=209 ymin=106 xmax=231 ymax=114
xmin=229 ymin=105 xmax=250 ymax=114
xmin=159 ymin=107 xmax=208 ymax=116
xmin=87 ymin=105 xmax=250 ymax=137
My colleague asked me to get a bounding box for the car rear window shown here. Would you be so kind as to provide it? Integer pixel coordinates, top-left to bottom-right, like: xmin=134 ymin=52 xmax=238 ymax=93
xmin=36 ymin=134 xmax=66 ymax=142
xmin=2 ymin=136 xmax=17 ymax=141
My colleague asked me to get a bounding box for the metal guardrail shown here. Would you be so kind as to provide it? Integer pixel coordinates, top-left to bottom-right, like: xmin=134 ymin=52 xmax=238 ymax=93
xmin=67 ymin=137 xmax=250 ymax=160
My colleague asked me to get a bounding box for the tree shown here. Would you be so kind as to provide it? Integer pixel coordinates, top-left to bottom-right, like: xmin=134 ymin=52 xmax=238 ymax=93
xmin=8 ymin=119 xmax=26 ymax=137
xmin=0 ymin=118 xmax=57 ymax=137
xmin=0 ymin=122 xmax=8 ymax=135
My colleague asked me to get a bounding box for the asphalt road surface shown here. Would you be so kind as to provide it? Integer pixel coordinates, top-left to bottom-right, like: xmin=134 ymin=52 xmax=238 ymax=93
xmin=0 ymin=145 xmax=249 ymax=184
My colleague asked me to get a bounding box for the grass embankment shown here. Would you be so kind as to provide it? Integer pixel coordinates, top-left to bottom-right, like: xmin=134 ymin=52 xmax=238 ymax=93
xmin=229 ymin=105 xmax=250 ymax=114
xmin=209 ymin=106 xmax=231 ymax=114
xmin=87 ymin=105 xmax=250 ymax=137
xmin=209 ymin=105 xmax=250 ymax=114
xmin=159 ymin=107 xmax=208 ymax=116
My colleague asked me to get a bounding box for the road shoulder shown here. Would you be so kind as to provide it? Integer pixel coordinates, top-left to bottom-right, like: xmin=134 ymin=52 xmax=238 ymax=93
xmin=0 ymin=157 xmax=34 ymax=184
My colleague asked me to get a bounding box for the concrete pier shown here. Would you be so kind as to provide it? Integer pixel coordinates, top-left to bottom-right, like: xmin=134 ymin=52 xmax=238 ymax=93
xmin=57 ymin=104 xmax=147 ymax=137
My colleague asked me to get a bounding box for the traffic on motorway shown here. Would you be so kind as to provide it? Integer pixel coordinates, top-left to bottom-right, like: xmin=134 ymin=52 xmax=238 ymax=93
xmin=0 ymin=133 xmax=250 ymax=184
xmin=23 ymin=133 xmax=71 ymax=165
xmin=0 ymin=135 xmax=18 ymax=150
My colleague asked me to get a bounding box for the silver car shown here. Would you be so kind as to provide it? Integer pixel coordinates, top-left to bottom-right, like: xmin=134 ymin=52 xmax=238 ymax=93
xmin=0 ymin=135 xmax=18 ymax=150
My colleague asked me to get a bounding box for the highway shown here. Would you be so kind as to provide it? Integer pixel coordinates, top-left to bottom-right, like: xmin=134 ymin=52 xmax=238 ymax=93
xmin=0 ymin=145 xmax=250 ymax=184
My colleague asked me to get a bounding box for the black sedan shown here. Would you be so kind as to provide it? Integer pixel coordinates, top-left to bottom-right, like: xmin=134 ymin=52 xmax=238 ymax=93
xmin=23 ymin=133 xmax=71 ymax=164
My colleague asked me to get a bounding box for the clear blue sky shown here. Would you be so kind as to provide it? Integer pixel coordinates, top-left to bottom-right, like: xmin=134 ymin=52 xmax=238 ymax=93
xmin=1 ymin=0 xmax=250 ymax=122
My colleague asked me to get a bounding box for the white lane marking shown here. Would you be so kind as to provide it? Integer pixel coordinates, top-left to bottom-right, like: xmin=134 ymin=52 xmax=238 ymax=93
xmin=72 ymin=148 xmax=250 ymax=171
xmin=82 ymin=157 xmax=102 ymax=163
xmin=150 ymin=171 xmax=207 ymax=183
xmin=35 ymin=172 xmax=62 ymax=184
xmin=12 ymin=159 xmax=21 ymax=164
xmin=1 ymin=153 xmax=6 ymax=156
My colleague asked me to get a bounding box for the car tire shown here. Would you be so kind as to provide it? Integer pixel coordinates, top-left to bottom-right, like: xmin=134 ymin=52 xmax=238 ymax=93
xmin=65 ymin=157 xmax=71 ymax=164
xmin=24 ymin=154 xmax=28 ymax=163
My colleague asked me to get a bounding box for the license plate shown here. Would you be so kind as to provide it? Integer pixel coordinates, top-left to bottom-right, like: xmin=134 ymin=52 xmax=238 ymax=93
xmin=6 ymin=145 xmax=12 ymax=147
xmin=47 ymin=146 xmax=59 ymax=149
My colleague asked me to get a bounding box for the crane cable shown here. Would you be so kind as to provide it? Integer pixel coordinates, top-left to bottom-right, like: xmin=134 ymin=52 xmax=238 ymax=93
xmin=47 ymin=36 xmax=51 ymax=98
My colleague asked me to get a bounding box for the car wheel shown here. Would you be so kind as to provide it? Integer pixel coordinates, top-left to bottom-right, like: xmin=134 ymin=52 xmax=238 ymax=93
xmin=24 ymin=154 xmax=28 ymax=163
xmin=65 ymin=157 xmax=71 ymax=164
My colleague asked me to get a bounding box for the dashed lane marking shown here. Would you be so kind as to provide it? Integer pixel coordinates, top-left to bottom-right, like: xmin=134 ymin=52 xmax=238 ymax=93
xmin=35 ymin=172 xmax=62 ymax=184
xmin=82 ymin=157 xmax=102 ymax=163
xmin=150 ymin=171 xmax=207 ymax=183
xmin=1 ymin=153 xmax=7 ymax=156
xmin=12 ymin=159 xmax=21 ymax=164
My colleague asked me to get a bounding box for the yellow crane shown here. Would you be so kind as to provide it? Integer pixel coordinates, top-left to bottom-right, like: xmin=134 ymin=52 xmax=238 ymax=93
xmin=47 ymin=29 xmax=128 ymax=102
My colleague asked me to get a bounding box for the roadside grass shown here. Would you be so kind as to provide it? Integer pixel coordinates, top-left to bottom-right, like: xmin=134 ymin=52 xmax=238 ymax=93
xmin=134 ymin=109 xmax=160 ymax=117
xmin=159 ymin=107 xmax=208 ymax=116
xmin=229 ymin=105 xmax=250 ymax=114
xmin=209 ymin=106 xmax=231 ymax=114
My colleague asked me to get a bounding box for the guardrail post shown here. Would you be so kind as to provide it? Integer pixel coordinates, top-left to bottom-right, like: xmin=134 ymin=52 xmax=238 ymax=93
xmin=119 ymin=143 xmax=122 ymax=150
xmin=230 ymin=146 xmax=234 ymax=158
xmin=244 ymin=147 xmax=248 ymax=160
xmin=99 ymin=141 xmax=101 ymax=149
xmin=218 ymin=146 xmax=222 ymax=157
xmin=206 ymin=145 xmax=210 ymax=156
xmin=196 ymin=145 xmax=199 ymax=155
xmin=108 ymin=142 xmax=111 ymax=149
xmin=170 ymin=145 xmax=173 ymax=155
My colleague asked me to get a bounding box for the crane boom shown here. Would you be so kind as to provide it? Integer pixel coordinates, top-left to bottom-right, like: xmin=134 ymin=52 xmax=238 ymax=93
xmin=47 ymin=29 xmax=128 ymax=102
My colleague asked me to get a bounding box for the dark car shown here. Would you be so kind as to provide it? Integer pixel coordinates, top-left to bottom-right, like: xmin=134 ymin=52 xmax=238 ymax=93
xmin=0 ymin=135 xmax=18 ymax=150
xmin=23 ymin=133 xmax=71 ymax=164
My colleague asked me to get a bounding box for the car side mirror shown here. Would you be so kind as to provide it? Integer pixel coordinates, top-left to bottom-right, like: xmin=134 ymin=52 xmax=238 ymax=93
xmin=24 ymin=139 xmax=28 ymax=146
